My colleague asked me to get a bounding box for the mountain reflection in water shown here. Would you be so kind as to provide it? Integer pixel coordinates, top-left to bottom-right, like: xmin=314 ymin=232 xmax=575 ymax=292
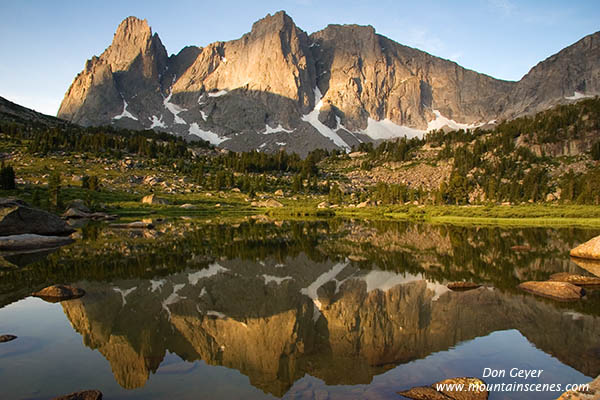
xmin=1 ymin=219 xmax=599 ymax=399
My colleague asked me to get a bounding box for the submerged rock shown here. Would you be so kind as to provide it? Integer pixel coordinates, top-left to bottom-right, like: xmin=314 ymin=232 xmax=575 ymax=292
xmin=549 ymin=272 xmax=600 ymax=286
xmin=63 ymin=208 xmax=117 ymax=221
xmin=32 ymin=285 xmax=85 ymax=302
xmin=0 ymin=198 xmax=74 ymax=236
xmin=63 ymin=208 xmax=90 ymax=219
xmin=570 ymin=235 xmax=600 ymax=260
xmin=518 ymin=281 xmax=584 ymax=301
xmin=0 ymin=334 xmax=17 ymax=343
xmin=67 ymin=199 xmax=90 ymax=213
xmin=0 ymin=234 xmax=74 ymax=251
xmin=570 ymin=257 xmax=600 ymax=278
xmin=51 ymin=390 xmax=103 ymax=400
xmin=447 ymin=282 xmax=481 ymax=291
xmin=398 ymin=377 xmax=488 ymax=400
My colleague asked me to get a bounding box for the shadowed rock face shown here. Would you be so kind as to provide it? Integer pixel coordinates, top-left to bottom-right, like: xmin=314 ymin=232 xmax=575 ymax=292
xmin=61 ymin=255 xmax=600 ymax=396
xmin=502 ymin=31 xmax=600 ymax=119
xmin=57 ymin=11 xmax=600 ymax=154
xmin=58 ymin=17 xmax=167 ymax=127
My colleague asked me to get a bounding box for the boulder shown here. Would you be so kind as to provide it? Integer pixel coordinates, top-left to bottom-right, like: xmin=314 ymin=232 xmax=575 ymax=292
xmin=141 ymin=194 xmax=169 ymax=205
xmin=549 ymin=272 xmax=600 ymax=286
xmin=0 ymin=198 xmax=74 ymax=236
xmin=251 ymin=199 xmax=284 ymax=208
xmin=63 ymin=207 xmax=91 ymax=219
xmin=570 ymin=257 xmax=600 ymax=278
xmin=398 ymin=386 xmax=453 ymax=399
xmin=570 ymin=235 xmax=600 ymax=260
xmin=67 ymin=199 xmax=90 ymax=213
xmin=435 ymin=377 xmax=488 ymax=400
xmin=51 ymin=390 xmax=103 ymax=400
xmin=274 ymin=189 xmax=284 ymax=196
xmin=518 ymin=281 xmax=584 ymax=301
xmin=447 ymin=282 xmax=481 ymax=291
xmin=557 ymin=374 xmax=599 ymax=399
xmin=32 ymin=284 xmax=85 ymax=302
xmin=179 ymin=203 xmax=196 ymax=209
xmin=0 ymin=334 xmax=17 ymax=343
xmin=399 ymin=377 xmax=488 ymax=400
xmin=0 ymin=234 xmax=74 ymax=251
xmin=317 ymin=201 xmax=331 ymax=209
xmin=356 ymin=200 xmax=370 ymax=208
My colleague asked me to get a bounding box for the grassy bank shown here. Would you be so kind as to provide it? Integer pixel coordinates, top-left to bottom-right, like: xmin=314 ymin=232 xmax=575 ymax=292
xmin=3 ymin=184 xmax=600 ymax=227
xmin=338 ymin=204 xmax=600 ymax=227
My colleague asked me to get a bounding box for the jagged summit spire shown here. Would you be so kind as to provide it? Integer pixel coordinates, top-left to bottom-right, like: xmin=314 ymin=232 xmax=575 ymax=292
xmin=250 ymin=10 xmax=298 ymax=34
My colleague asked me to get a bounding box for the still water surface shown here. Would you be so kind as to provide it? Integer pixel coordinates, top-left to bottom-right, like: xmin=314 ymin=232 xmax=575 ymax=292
xmin=1 ymin=219 xmax=599 ymax=399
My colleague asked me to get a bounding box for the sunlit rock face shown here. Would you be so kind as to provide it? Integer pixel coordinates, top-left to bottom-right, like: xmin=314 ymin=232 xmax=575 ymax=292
xmin=61 ymin=253 xmax=600 ymax=396
xmin=58 ymin=11 xmax=599 ymax=155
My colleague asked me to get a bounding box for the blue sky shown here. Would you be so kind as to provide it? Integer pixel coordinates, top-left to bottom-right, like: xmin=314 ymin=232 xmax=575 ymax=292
xmin=1 ymin=0 xmax=598 ymax=115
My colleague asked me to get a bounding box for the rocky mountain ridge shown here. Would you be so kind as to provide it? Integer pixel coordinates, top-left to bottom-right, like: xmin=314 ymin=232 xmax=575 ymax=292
xmin=57 ymin=12 xmax=600 ymax=155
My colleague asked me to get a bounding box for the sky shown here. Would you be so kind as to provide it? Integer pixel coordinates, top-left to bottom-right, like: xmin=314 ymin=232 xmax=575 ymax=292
xmin=1 ymin=0 xmax=598 ymax=116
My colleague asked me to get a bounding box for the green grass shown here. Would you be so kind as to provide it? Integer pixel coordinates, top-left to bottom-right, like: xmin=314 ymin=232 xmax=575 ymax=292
xmin=427 ymin=216 xmax=600 ymax=228
xmin=338 ymin=204 xmax=600 ymax=227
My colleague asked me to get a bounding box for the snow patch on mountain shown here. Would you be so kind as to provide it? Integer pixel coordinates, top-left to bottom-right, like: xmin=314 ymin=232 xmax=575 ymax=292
xmin=149 ymin=115 xmax=166 ymax=128
xmin=113 ymin=100 xmax=138 ymax=121
xmin=163 ymin=91 xmax=187 ymax=124
xmin=565 ymin=91 xmax=592 ymax=100
xmin=262 ymin=124 xmax=294 ymax=134
xmin=208 ymin=90 xmax=228 ymax=97
xmin=302 ymin=88 xmax=350 ymax=149
xmin=427 ymin=110 xmax=483 ymax=132
xmin=262 ymin=274 xmax=292 ymax=285
xmin=362 ymin=118 xmax=424 ymax=140
xmin=188 ymin=123 xmax=229 ymax=145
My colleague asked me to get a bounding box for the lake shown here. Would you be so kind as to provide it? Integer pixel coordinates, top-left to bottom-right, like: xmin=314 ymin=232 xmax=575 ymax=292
xmin=1 ymin=219 xmax=599 ymax=399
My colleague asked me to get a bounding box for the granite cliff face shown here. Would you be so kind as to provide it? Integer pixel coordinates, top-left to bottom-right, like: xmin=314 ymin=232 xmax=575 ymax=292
xmin=58 ymin=17 xmax=167 ymax=128
xmin=57 ymin=12 xmax=599 ymax=154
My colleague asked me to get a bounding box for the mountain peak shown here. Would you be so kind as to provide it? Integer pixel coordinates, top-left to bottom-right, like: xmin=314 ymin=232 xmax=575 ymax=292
xmin=103 ymin=16 xmax=166 ymax=74
xmin=251 ymin=10 xmax=297 ymax=35
xmin=115 ymin=16 xmax=151 ymax=39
